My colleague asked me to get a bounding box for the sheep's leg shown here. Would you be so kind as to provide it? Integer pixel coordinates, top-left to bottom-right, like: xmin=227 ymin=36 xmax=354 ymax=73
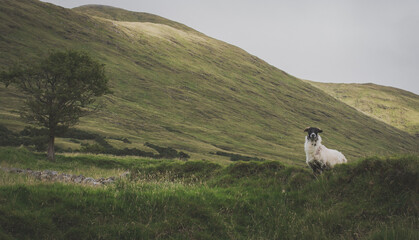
xmin=309 ymin=160 xmax=323 ymax=174
xmin=324 ymin=162 xmax=332 ymax=171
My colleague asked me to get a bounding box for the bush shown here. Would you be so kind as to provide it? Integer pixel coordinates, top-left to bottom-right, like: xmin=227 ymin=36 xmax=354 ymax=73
xmin=108 ymin=136 xmax=132 ymax=144
xmin=0 ymin=125 xmax=47 ymax=150
xmin=20 ymin=126 xmax=48 ymax=137
xmin=59 ymin=128 xmax=98 ymax=140
xmin=0 ymin=125 xmax=20 ymax=146
xmin=80 ymin=143 xmax=106 ymax=154
xmin=214 ymin=151 xmax=264 ymax=161
xmin=0 ymin=125 xmax=191 ymax=159
xmin=145 ymin=142 xmax=190 ymax=159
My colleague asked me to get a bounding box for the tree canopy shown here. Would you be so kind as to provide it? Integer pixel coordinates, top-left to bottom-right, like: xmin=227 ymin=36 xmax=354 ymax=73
xmin=1 ymin=50 xmax=110 ymax=160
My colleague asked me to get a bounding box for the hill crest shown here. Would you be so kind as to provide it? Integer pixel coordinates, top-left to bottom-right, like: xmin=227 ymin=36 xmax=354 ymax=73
xmin=73 ymin=5 xmax=197 ymax=33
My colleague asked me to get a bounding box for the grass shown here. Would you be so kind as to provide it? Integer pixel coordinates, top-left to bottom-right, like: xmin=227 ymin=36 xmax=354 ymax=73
xmin=1 ymin=2 xmax=418 ymax=239
xmin=0 ymin=147 xmax=130 ymax=178
xmin=306 ymin=81 xmax=419 ymax=135
xmin=0 ymin=0 xmax=418 ymax=165
xmin=0 ymin=147 xmax=418 ymax=239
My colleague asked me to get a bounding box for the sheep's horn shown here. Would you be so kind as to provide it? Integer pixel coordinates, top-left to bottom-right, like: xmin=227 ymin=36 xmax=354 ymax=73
xmin=304 ymin=127 xmax=310 ymax=132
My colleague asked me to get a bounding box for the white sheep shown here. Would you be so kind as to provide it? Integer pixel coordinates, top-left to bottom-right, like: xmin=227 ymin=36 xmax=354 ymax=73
xmin=304 ymin=127 xmax=347 ymax=174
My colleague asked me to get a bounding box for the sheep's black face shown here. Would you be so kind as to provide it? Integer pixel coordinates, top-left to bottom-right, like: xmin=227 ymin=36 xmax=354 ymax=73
xmin=304 ymin=127 xmax=323 ymax=142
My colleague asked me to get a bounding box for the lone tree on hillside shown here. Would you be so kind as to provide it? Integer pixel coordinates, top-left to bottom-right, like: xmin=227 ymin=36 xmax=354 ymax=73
xmin=1 ymin=50 xmax=110 ymax=161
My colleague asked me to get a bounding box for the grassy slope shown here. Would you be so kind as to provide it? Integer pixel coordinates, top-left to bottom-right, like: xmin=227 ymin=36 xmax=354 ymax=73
xmin=72 ymin=5 xmax=196 ymax=32
xmin=0 ymin=0 xmax=417 ymax=164
xmin=306 ymin=81 xmax=419 ymax=135
xmin=0 ymin=147 xmax=418 ymax=239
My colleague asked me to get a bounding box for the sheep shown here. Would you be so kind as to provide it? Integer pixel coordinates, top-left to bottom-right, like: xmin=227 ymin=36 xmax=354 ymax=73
xmin=304 ymin=127 xmax=347 ymax=174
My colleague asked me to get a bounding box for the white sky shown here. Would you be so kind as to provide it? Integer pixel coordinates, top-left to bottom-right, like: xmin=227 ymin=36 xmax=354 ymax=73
xmin=41 ymin=0 xmax=419 ymax=94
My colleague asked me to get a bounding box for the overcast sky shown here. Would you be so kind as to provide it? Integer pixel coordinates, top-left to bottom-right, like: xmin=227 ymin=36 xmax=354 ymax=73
xmin=42 ymin=0 xmax=419 ymax=94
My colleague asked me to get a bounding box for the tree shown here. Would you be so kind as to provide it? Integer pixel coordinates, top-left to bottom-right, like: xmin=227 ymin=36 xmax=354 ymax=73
xmin=1 ymin=50 xmax=110 ymax=161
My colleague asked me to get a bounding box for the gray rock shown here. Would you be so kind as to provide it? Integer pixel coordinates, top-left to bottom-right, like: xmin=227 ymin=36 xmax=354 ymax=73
xmin=1 ymin=166 xmax=117 ymax=186
xmin=41 ymin=170 xmax=58 ymax=180
xmin=83 ymin=177 xmax=96 ymax=184
xmin=97 ymin=177 xmax=105 ymax=183
xmin=57 ymin=173 xmax=72 ymax=182
xmin=73 ymin=175 xmax=85 ymax=183
xmin=31 ymin=171 xmax=42 ymax=180
xmin=101 ymin=178 xmax=115 ymax=184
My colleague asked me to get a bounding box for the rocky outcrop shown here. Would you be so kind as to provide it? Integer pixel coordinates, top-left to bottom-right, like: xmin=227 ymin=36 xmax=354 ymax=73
xmin=0 ymin=166 xmax=130 ymax=186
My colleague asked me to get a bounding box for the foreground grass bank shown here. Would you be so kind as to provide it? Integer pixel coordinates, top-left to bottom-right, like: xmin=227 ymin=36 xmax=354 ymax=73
xmin=0 ymin=147 xmax=418 ymax=239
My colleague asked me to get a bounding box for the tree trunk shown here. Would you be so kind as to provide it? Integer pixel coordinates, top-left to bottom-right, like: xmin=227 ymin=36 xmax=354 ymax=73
xmin=47 ymin=134 xmax=55 ymax=161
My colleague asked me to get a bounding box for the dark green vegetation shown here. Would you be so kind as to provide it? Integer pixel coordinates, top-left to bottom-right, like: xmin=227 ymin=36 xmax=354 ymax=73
xmin=307 ymin=81 xmax=419 ymax=136
xmin=1 ymin=50 xmax=110 ymax=161
xmin=0 ymin=0 xmax=417 ymax=164
xmin=0 ymin=124 xmax=189 ymax=160
xmin=0 ymin=147 xmax=418 ymax=239
xmin=213 ymin=150 xmax=265 ymax=162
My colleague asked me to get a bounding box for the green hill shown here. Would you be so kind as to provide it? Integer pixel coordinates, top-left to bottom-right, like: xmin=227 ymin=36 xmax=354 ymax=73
xmin=73 ymin=5 xmax=196 ymax=32
xmin=306 ymin=81 xmax=419 ymax=135
xmin=0 ymin=0 xmax=417 ymax=164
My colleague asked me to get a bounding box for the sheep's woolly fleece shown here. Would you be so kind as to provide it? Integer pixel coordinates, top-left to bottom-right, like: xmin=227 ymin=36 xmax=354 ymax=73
xmin=305 ymin=135 xmax=347 ymax=171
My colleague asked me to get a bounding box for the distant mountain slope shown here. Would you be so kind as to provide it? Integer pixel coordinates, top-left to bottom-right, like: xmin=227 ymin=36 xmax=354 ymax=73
xmin=0 ymin=0 xmax=417 ymax=164
xmin=73 ymin=5 xmax=195 ymax=32
xmin=307 ymin=81 xmax=419 ymax=135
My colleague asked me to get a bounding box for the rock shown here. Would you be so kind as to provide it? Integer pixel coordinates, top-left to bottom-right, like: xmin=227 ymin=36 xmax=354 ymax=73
xmin=57 ymin=173 xmax=72 ymax=182
xmin=31 ymin=171 xmax=42 ymax=180
xmin=73 ymin=175 xmax=85 ymax=183
xmin=83 ymin=177 xmax=96 ymax=184
xmin=92 ymin=181 xmax=102 ymax=186
xmin=40 ymin=170 xmax=59 ymax=180
xmin=101 ymin=177 xmax=115 ymax=184
xmin=97 ymin=177 xmax=105 ymax=183
xmin=1 ymin=167 xmax=117 ymax=186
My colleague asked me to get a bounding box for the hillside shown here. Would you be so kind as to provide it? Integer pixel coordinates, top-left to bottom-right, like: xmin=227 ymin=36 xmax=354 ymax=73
xmin=307 ymin=81 xmax=419 ymax=136
xmin=0 ymin=0 xmax=417 ymax=164
xmin=0 ymin=147 xmax=418 ymax=239
xmin=73 ymin=5 xmax=196 ymax=32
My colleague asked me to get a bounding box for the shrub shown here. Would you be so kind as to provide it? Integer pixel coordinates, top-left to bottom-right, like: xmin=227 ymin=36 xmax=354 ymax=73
xmin=0 ymin=125 xmax=47 ymax=150
xmin=0 ymin=124 xmax=20 ymax=146
xmin=0 ymin=125 xmax=191 ymax=159
xmin=80 ymin=143 xmax=106 ymax=154
xmin=214 ymin=151 xmax=265 ymax=161
xmin=145 ymin=142 xmax=190 ymax=159
xmin=58 ymin=128 xmax=98 ymax=140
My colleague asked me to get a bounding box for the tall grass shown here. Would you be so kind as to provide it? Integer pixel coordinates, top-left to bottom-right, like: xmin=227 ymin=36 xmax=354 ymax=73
xmin=0 ymin=147 xmax=417 ymax=239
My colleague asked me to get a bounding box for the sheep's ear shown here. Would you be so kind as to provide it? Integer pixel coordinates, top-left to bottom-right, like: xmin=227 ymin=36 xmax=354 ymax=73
xmin=318 ymin=129 xmax=323 ymax=133
xmin=304 ymin=127 xmax=310 ymax=132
